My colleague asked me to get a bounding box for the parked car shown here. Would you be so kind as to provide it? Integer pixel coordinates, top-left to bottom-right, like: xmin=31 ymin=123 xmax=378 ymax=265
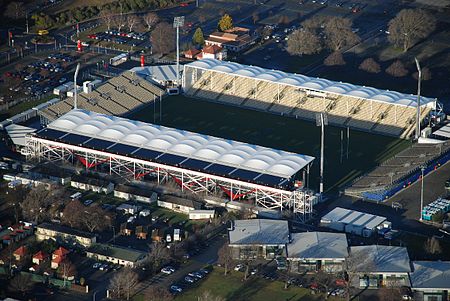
xmin=161 ymin=266 xmax=176 ymax=274
xmin=84 ymin=199 xmax=94 ymax=206
xmin=92 ymin=262 xmax=101 ymax=269
xmin=234 ymin=264 xmax=245 ymax=271
xmin=99 ymin=263 xmax=109 ymax=271
xmin=170 ymin=284 xmax=183 ymax=294
xmin=184 ymin=276 xmax=195 ymax=283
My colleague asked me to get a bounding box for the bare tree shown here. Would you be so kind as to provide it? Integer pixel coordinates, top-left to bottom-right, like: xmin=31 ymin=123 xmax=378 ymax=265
xmin=378 ymin=283 xmax=403 ymax=301
xmin=217 ymin=243 xmax=234 ymax=275
xmin=57 ymin=259 xmax=77 ymax=286
xmin=4 ymin=186 xmax=28 ymax=224
xmin=151 ymin=22 xmax=175 ymax=55
xmin=287 ymin=29 xmax=322 ymax=56
xmin=197 ymin=290 xmax=225 ymax=301
xmin=126 ymin=15 xmax=139 ymax=33
xmin=82 ymin=204 xmax=113 ymax=232
xmin=21 ymin=186 xmax=52 ymax=224
xmin=359 ymin=58 xmax=381 ymax=73
xmin=113 ymin=14 xmax=126 ymax=32
xmin=148 ymin=242 xmax=170 ymax=270
xmin=302 ymin=15 xmax=328 ymax=33
xmin=324 ymin=17 xmax=360 ymax=51
xmin=386 ymin=60 xmax=408 ymax=77
xmin=413 ymin=66 xmax=432 ymax=80
xmin=315 ymin=271 xmax=336 ymax=299
xmin=144 ymin=286 xmax=173 ymax=301
xmin=100 ymin=10 xmax=115 ymax=31
xmin=143 ymin=12 xmax=159 ymax=31
xmin=388 ymin=9 xmax=436 ymax=52
xmin=252 ymin=12 xmax=259 ymax=24
xmin=424 ymin=236 xmax=442 ymax=256
xmin=62 ymin=200 xmax=84 ymax=228
xmin=5 ymin=1 xmax=25 ymax=19
xmin=344 ymin=249 xmax=375 ymax=301
xmin=324 ymin=51 xmax=346 ymax=66
xmin=109 ymin=268 xmax=139 ymax=301
xmin=9 ymin=273 xmax=33 ymax=296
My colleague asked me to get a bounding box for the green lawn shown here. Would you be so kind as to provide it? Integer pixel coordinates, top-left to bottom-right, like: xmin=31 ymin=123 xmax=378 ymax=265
xmin=172 ymin=268 xmax=329 ymax=301
xmin=0 ymin=95 xmax=56 ymax=121
xmin=150 ymin=205 xmax=204 ymax=231
xmin=129 ymin=96 xmax=410 ymax=192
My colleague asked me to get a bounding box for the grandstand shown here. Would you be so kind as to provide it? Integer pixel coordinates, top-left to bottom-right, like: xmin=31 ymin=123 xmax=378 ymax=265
xmin=25 ymin=109 xmax=319 ymax=221
xmin=182 ymin=59 xmax=437 ymax=138
xmin=39 ymin=71 xmax=164 ymax=123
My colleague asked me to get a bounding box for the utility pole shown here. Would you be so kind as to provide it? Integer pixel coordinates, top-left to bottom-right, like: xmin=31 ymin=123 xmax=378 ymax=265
xmin=173 ymin=16 xmax=185 ymax=86
xmin=316 ymin=112 xmax=328 ymax=194
xmin=26 ymin=13 xmax=29 ymax=34
xmin=415 ymin=57 xmax=422 ymax=140
xmin=74 ymin=63 xmax=80 ymax=109
xmin=419 ymin=165 xmax=425 ymax=221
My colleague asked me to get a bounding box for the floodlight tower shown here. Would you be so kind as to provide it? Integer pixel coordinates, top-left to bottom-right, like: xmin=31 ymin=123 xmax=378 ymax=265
xmin=415 ymin=57 xmax=422 ymax=140
xmin=74 ymin=63 xmax=80 ymax=109
xmin=173 ymin=16 xmax=185 ymax=86
xmin=316 ymin=112 xmax=328 ymax=194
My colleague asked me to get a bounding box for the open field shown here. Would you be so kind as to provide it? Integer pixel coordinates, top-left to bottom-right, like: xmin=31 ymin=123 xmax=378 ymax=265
xmin=129 ymin=95 xmax=410 ymax=192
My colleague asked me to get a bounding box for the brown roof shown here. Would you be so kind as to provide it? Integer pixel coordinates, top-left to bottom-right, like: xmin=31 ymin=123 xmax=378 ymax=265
xmin=33 ymin=251 xmax=48 ymax=260
xmin=203 ymin=45 xmax=223 ymax=54
xmin=53 ymin=247 xmax=69 ymax=257
xmin=14 ymin=246 xmax=26 ymax=256
xmin=184 ymin=48 xmax=201 ymax=56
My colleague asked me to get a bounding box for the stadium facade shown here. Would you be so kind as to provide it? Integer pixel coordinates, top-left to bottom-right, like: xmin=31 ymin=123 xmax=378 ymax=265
xmin=182 ymin=59 xmax=437 ymax=138
xmin=25 ymin=110 xmax=318 ymax=221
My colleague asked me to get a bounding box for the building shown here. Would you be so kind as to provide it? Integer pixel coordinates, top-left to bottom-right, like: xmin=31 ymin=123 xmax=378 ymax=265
xmin=157 ymin=196 xmax=203 ymax=214
xmin=198 ymin=45 xmax=226 ymax=60
xmin=51 ymin=246 xmax=69 ymax=269
xmin=116 ymin=203 xmax=142 ymax=215
xmin=130 ymin=65 xmax=178 ymax=86
xmin=13 ymin=246 xmax=27 ymax=261
xmin=32 ymin=251 xmax=48 ymax=265
xmin=29 ymin=163 xmax=72 ymax=185
xmin=188 ymin=209 xmax=216 ymax=220
xmin=320 ymin=207 xmax=391 ymax=237
xmin=228 ymin=219 xmax=290 ymax=259
xmin=287 ymin=232 xmax=348 ymax=273
xmin=410 ymin=261 xmax=450 ymax=301
xmin=114 ymin=184 xmax=158 ymax=203
xmin=205 ymin=27 xmax=256 ymax=52
xmin=184 ymin=48 xmax=201 ymax=59
xmin=71 ymin=174 xmax=114 ymax=194
xmin=0 ymin=223 xmax=33 ymax=246
xmin=35 ymin=223 xmax=97 ymax=248
xmin=86 ymin=244 xmax=148 ymax=268
xmin=349 ymin=245 xmax=411 ymax=288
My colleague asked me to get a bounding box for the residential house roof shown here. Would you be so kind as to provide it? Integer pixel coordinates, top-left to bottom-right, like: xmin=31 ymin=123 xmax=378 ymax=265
xmin=53 ymin=247 xmax=69 ymax=258
xmin=229 ymin=219 xmax=289 ymax=245
xmin=287 ymin=232 xmax=348 ymax=260
xmin=86 ymin=244 xmax=147 ymax=263
xmin=37 ymin=222 xmax=96 ymax=240
xmin=13 ymin=246 xmax=26 ymax=256
xmin=410 ymin=261 xmax=450 ymax=289
xmin=115 ymin=184 xmax=156 ymax=198
xmin=203 ymin=45 xmax=223 ymax=55
xmin=349 ymin=245 xmax=411 ymax=273
xmin=33 ymin=251 xmax=48 ymax=260
xmin=30 ymin=163 xmax=73 ymax=179
xmin=71 ymin=174 xmax=113 ymax=188
xmin=184 ymin=48 xmax=201 ymax=57
xmin=160 ymin=196 xmax=203 ymax=210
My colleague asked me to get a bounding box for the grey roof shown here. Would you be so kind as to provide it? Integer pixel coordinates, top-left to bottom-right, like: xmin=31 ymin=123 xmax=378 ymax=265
xmin=321 ymin=207 xmax=387 ymax=230
xmin=86 ymin=244 xmax=147 ymax=262
xmin=349 ymin=245 xmax=411 ymax=273
xmin=229 ymin=219 xmax=289 ymax=245
xmin=131 ymin=65 xmax=177 ymax=82
xmin=160 ymin=196 xmax=203 ymax=210
xmin=37 ymin=222 xmax=96 ymax=239
xmin=287 ymin=232 xmax=348 ymax=260
xmin=410 ymin=261 xmax=450 ymax=289
xmin=115 ymin=184 xmax=156 ymax=198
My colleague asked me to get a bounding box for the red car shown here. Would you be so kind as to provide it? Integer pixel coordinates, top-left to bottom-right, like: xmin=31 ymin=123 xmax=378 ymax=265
xmin=87 ymin=34 xmax=97 ymax=39
xmin=180 ymin=2 xmax=189 ymax=7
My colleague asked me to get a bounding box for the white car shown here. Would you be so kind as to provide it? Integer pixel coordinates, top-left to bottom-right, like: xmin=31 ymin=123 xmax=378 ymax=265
xmin=161 ymin=266 xmax=175 ymax=274
xmin=234 ymin=264 xmax=245 ymax=271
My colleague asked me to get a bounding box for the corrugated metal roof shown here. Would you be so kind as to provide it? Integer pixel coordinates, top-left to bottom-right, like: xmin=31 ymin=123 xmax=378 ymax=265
xmin=411 ymin=261 xmax=450 ymax=289
xmin=350 ymin=245 xmax=411 ymax=273
xmin=287 ymin=232 xmax=348 ymax=260
xmin=229 ymin=219 xmax=289 ymax=245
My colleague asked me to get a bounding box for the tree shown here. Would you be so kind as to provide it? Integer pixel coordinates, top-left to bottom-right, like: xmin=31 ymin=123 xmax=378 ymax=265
xmin=388 ymin=9 xmax=436 ymax=52
xmin=344 ymin=248 xmax=375 ymax=301
xmin=197 ymin=290 xmax=225 ymax=301
xmin=21 ymin=186 xmax=52 ymax=224
xmin=378 ymin=285 xmax=403 ymax=301
xmin=386 ymin=60 xmax=408 ymax=77
xmin=413 ymin=66 xmax=432 ymax=81
xmin=315 ymin=271 xmax=336 ymax=299
xmin=82 ymin=204 xmax=113 ymax=232
xmin=359 ymin=58 xmax=381 ymax=73
xmin=148 ymin=242 xmax=170 ymax=271
xmin=9 ymin=273 xmax=33 ymax=296
xmin=126 ymin=15 xmax=139 ymax=32
xmin=424 ymin=236 xmax=442 ymax=256
xmin=62 ymin=200 xmax=84 ymax=228
xmin=324 ymin=51 xmax=346 ymax=66
xmin=143 ymin=12 xmax=159 ymax=31
xmin=217 ymin=243 xmax=234 ymax=275
xmin=252 ymin=12 xmax=259 ymax=24
xmin=31 ymin=13 xmax=54 ymax=29
xmin=144 ymin=286 xmax=173 ymax=301
xmin=324 ymin=17 xmax=360 ymax=51
xmin=278 ymin=15 xmax=289 ymax=25
xmin=5 ymin=1 xmax=24 ymax=19
xmin=57 ymin=259 xmax=77 ymax=286
xmin=4 ymin=186 xmax=28 ymax=224
xmin=287 ymin=29 xmax=322 ymax=56
xmin=100 ymin=9 xmax=115 ymax=31
xmin=151 ymin=22 xmax=175 ymax=55
xmin=192 ymin=27 xmax=205 ymax=46
xmin=109 ymin=268 xmax=139 ymax=301
xmin=218 ymin=14 xmax=233 ymax=31
xmin=113 ymin=14 xmax=126 ymax=32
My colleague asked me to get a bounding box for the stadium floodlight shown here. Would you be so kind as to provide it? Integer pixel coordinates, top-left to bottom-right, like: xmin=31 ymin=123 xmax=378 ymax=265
xmin=419 ymin=165 xmax=426 ymax=221
xmin=173 ymin=16 xmax=185 ymax=86
xmin=415 ymin=57 xmax=422 ymax=140
xmin=316 ymin=112 xmax=328 ymax=194
xmin=74 ymin=63 xmax=80 ymax=109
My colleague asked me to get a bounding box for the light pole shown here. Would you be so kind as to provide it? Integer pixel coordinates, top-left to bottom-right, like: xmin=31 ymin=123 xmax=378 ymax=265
xmin=415 ymin=57 xmax=422 ymax=140
xmin=316 ymin=112 xmax=328 ymax=194
xmin=74 ymin=63 xmax=80 ymax=109
xmin=173 ymin=16 xmax=185 ymax=86
xmin=419 ymin=165 xmax=425 ymax=221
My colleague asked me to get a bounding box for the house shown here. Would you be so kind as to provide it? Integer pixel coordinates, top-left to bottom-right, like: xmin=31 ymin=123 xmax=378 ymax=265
xmin=51 ymin=246 xmax=69 ymax=269
xmin=287 ymin=232 xmax=348 ymax=273
xmin=116 ymin=203 xmax=142 ymax=215
xmin=32 ymin=251 xmax=48 ymax=265
xmin=205 ymin=27 xmax=257 ymax=52
xmin=70 ymin=174 xmax=114 ymax=194
xmin=157 ymin=196 xmax=203 ymax=214
xmin=228 ymin=219 xmax=290 ymax=260
xmin=198 ymin=45 xmax=226 ymax=60
xmin=320 ymin=207 xmax=391 ymax=237
xmin=86 ymin=244 xmax=148 ymax=268
xmin=13 ymin=246 xmax=26 ymax=261
xmin=35 ymin=222 xmax=97 ymax=248
xmin=29 ymin=163 xmax=72 ymax=185
xmin=189 ymin=210 xmax=216 ymax=220
xmin=409 ymin=261 xmax=450 ymax=301
xmin=0 ymin=223 xmax=33 ymax=246
xmin=135 ymin=226 xmax=148 ymax=240
xmin=114 ymin=184 xmax=158 ymax=203
xmin=349 ymin=245 xmax=411 ymax=288
xmin=184 ymin=48 xmax=201 ymax=59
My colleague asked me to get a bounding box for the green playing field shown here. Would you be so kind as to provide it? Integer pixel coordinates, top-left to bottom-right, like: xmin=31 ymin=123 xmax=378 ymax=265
xmin=129 ymin=95 xmax=411 ymax=192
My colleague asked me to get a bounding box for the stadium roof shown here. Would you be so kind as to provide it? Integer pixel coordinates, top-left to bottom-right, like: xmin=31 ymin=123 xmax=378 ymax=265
xmin=185 ymin=59 xmax=436 ymax=108
xmin=229 ymin=219 xmax=290 ymax=245
xmin=36 ymin=109 xmax=314 ymax=187
xmin=410 ymin=261 xmax=450 ymax=289
xmin=287 ymin=232 xmax=348 ymax=260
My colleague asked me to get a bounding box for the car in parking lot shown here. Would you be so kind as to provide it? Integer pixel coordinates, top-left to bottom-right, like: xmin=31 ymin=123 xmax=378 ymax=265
xmin=234 ymin=264 xmax=245 ymax=271
xmin=99 ymin=263 xmax=109 ymax=271
xmin=161 ymin=266 xmax=175 ymax=274
xmin=92 ymin=262 xmax=101 ymax=269
xmin=184 ymin=275 xmax=195 ymax=283
xmin=170 ymin=284 xmax=183 ymax=294
xmin=84 ymin=199 xmax=94 ymax=206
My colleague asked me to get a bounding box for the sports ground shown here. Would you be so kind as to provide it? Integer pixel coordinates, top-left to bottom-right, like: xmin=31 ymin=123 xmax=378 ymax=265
xmin=129 ymin=95 xmax=411 ymax=192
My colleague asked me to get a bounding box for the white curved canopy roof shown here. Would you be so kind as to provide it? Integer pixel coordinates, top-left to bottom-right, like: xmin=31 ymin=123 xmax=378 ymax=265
xmin=185 ymin=59 xmax=436 ymax=107
xmin=49 ymin=110 xmax=314 ymax=179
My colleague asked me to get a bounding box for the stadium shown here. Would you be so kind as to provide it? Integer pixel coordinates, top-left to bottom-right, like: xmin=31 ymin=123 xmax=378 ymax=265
xmin=21 ymin=58 xmax=446 ymax=218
